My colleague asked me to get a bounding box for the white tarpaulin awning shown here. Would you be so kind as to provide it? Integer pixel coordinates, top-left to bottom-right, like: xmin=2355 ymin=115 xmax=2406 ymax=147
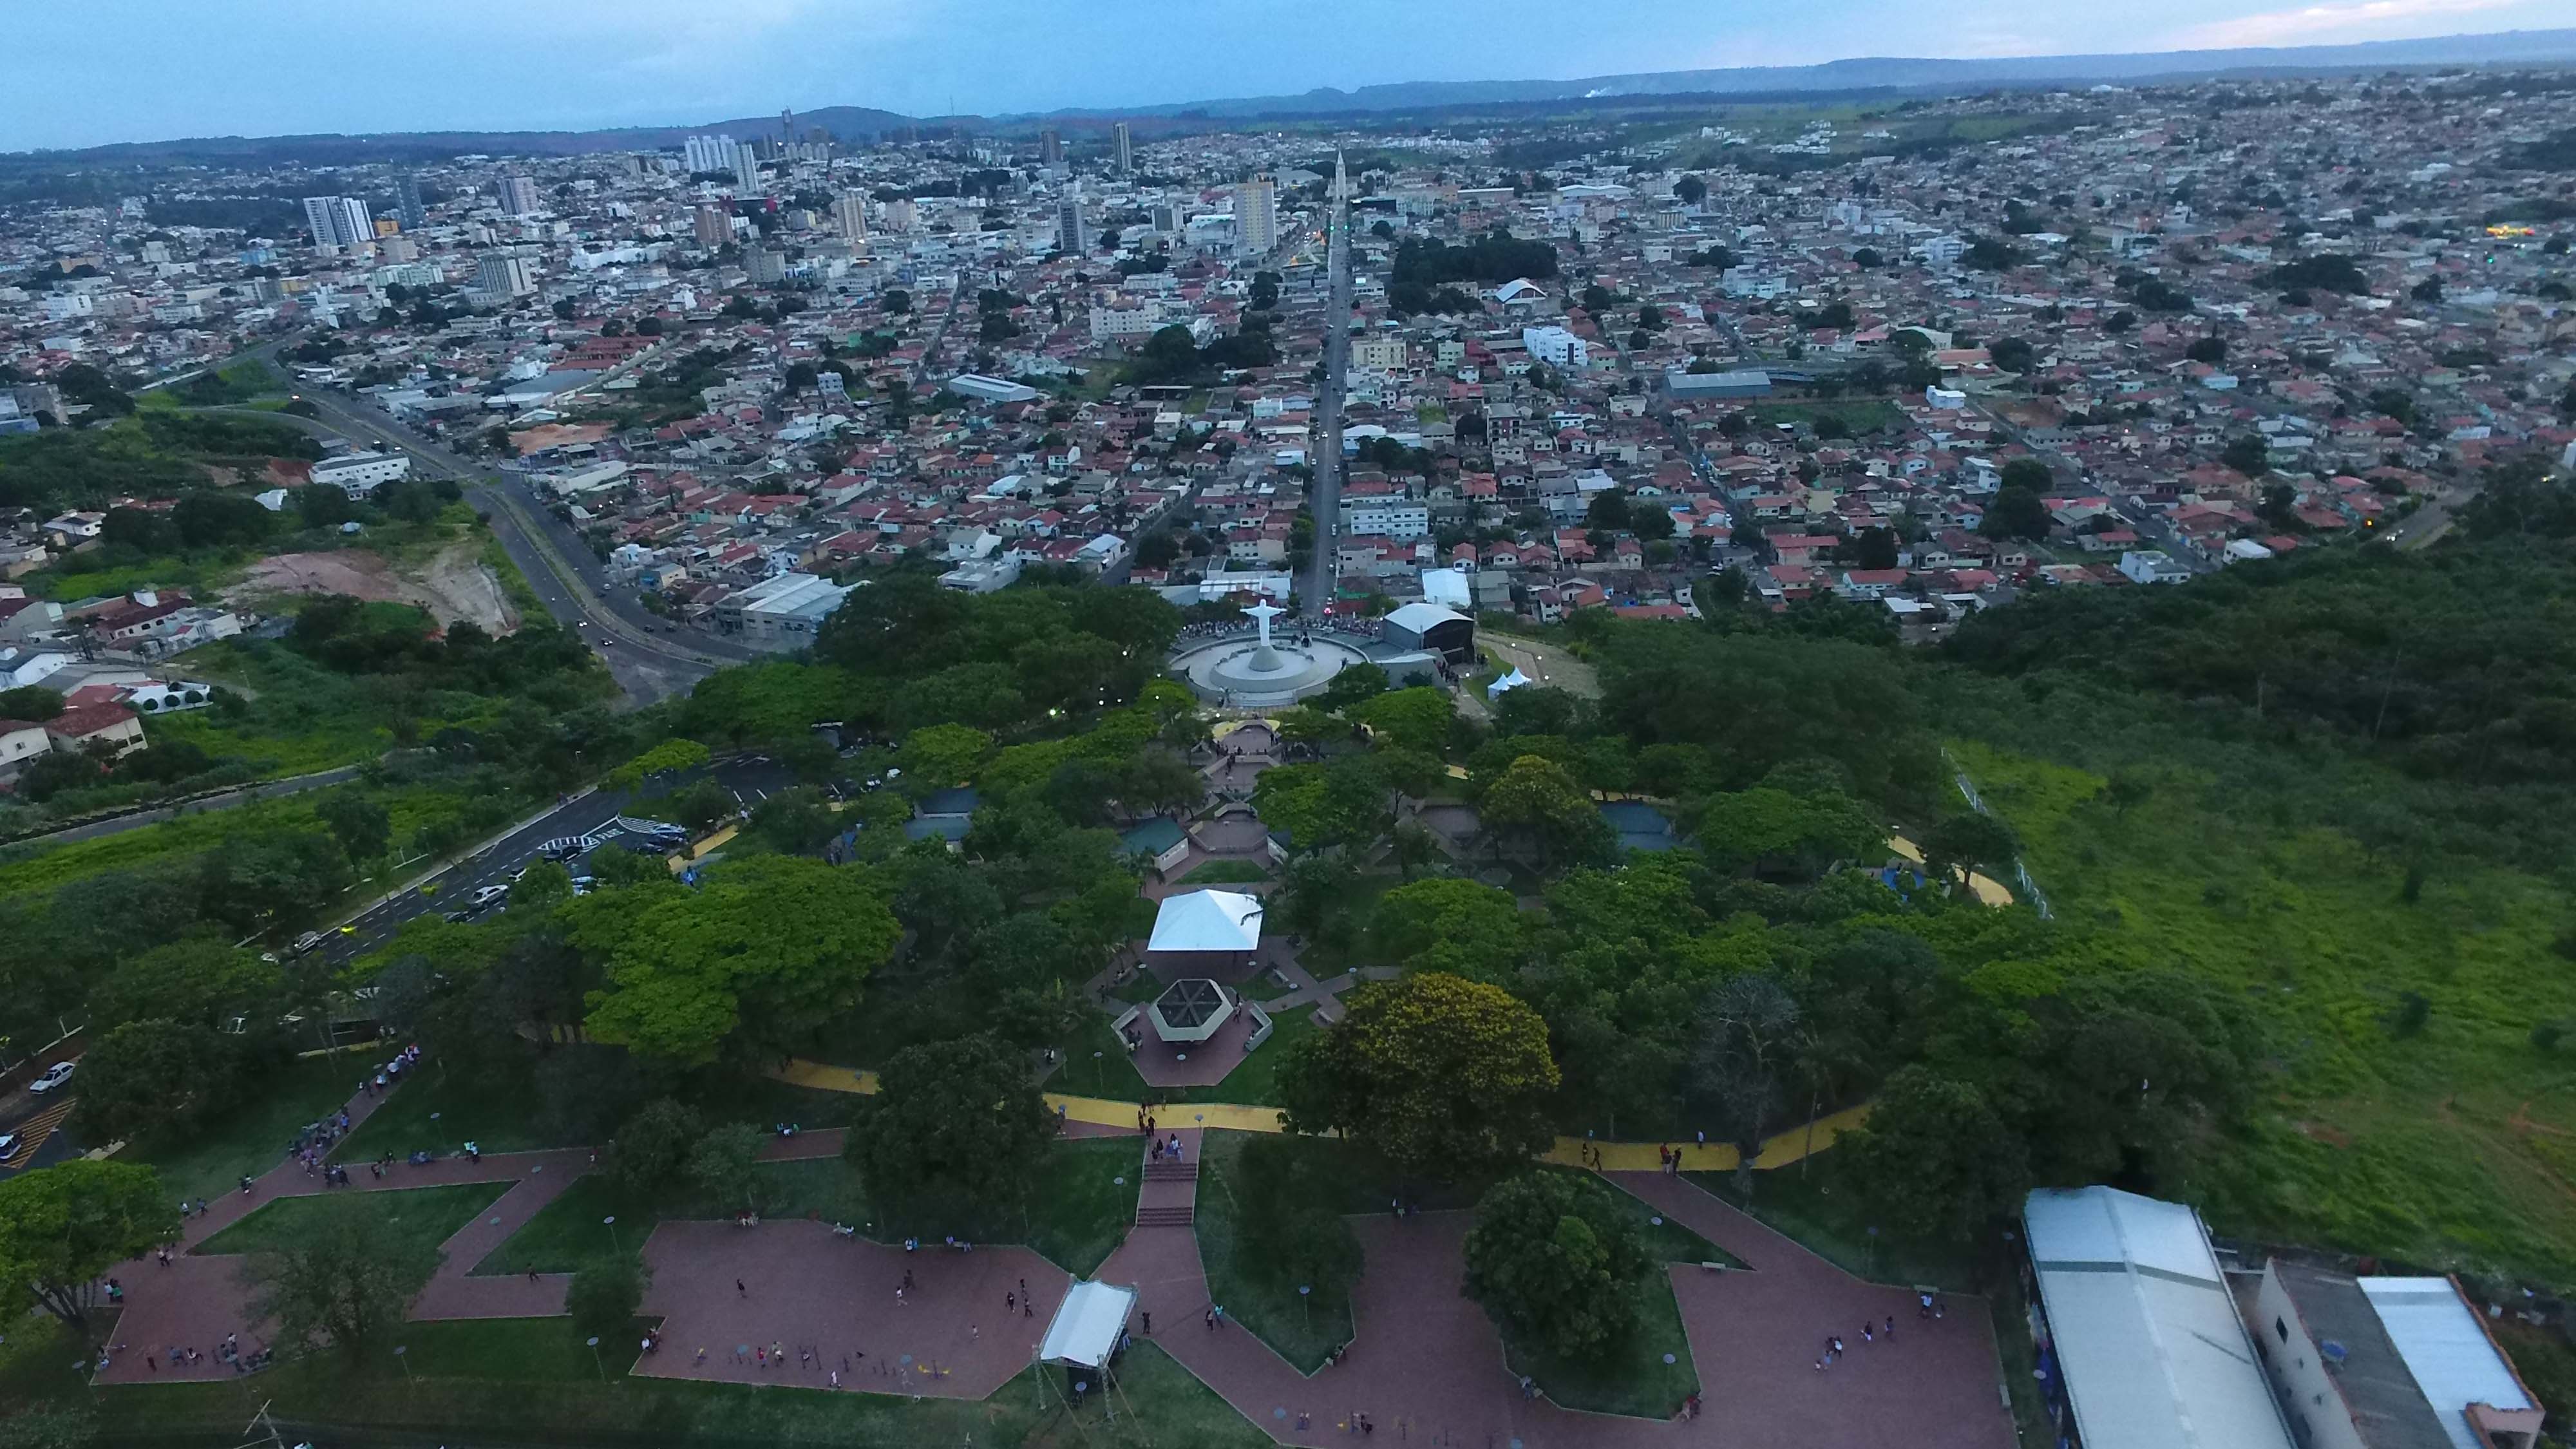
xmin=1037 ymin=1280 xmax=1138 ymax=1369
xmin=1147 ymin=889 xmax=1264 ymax=954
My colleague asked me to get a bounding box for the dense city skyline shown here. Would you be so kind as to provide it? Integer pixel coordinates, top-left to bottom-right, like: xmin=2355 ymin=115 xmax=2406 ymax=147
xmin=4 ymin=0 xmax=2570 ymax=151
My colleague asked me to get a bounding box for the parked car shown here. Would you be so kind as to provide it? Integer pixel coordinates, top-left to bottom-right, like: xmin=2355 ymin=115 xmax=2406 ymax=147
xmin=28 ymin=1062 xmax=75 ymax=1094
xmin=0 ymin=1133 xmax=19 ymax=1160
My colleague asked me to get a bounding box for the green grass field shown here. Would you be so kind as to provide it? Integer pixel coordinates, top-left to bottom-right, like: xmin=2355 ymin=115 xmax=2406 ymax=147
xmin=480 ymin=1138 xmax=1138 ymax=1279
xmin=198 ymin=1180 xmax=512 ymax=1259
xmin=1951 ymin=739 xmax=2576 ymax=1284
xmin=122 ymin=1052 xmax=369 ymax=1204
xmin=69 ymin=1316 xmax=1260 ymax=1449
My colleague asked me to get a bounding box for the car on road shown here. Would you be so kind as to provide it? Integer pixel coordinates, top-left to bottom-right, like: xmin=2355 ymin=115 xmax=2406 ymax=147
xmin=28 ymin=1062 xmax=75 ymax=1094
xmin=0 ymin=1134 xmax=19 ymax=1160
xmin=539 ymin=839 xmax=585 ymax=861
xmin=290 ymin=931 xmax=328 ymax=956
xmin=443 ymin=909 xmax=475 ymax=924
xmin=468 ymin=884 xmax=510 ymax=910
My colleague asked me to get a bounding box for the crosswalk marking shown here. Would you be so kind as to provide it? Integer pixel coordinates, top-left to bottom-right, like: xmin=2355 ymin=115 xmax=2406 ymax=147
xmin=2 ymin=1097 xmax=77 ymax=1168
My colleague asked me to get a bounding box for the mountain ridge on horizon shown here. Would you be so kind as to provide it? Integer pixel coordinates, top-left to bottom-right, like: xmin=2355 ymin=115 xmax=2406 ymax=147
xmin=12 ymin=26 xmax=2574 ymax=162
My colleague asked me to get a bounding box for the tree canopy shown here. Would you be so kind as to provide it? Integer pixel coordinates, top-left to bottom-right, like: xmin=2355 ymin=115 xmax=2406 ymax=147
xmin=1278 ymin=972 xmax=1560 ymax=1180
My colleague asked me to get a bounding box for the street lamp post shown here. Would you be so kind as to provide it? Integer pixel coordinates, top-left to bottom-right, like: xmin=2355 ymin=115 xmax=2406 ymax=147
xmin=586 ymin=1335 xmax=605 ymax=1381
xmin=1299 ymin=1283 xmax=1311 ymax=1334
xmin=603 ymin=1215 xmax=620 ymax=1255
xmin=394 ymin=1345 xmax=412 ymax=1383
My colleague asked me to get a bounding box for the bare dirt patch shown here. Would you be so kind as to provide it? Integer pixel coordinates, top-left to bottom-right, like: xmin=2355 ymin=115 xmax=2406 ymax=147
xmin=229 ymin=544 xmax=517 ymax=635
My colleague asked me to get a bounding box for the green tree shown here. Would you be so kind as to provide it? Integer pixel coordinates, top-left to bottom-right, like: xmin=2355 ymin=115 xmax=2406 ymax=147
xmin=673 ymin=779 xmax=736 ymax=831
xmin=243 ymin=1197 xmax=440 ymax=1360
xmin=1356 ymin=687 xmax=1455 ymax=754
xmin=1692 ymin=786 xmax=1880 ymax=880
xmin=1979 ymin=486 xmax=2051 ymax=541
xmin=90 ymin=938 xmax=279 ymax=1030
xmin=1674 ymin=175 xmax=1707 ymax=206
xmin=1371 ymin=877 xmax=1525 ymax=976
xmin=1316 ymin=662 xmax=1390 ymax=714
xmin=0 ymin=1160 xmax=175 ymax=1343
xmin=1278 ymin=972 xmax=1559 ymax=1181
xmin=686 ymin=1124 xmax=767 ymax=1214
xmin=568 ymin=855 xmax=899 ymax=1065
xmin=2222 ymin=434 xmax=2271 ymax=477
xmin=314 ymin=791 xmax=391 ymax=863
xmin=73 ymin=1019 xmax=248 ymax=1145
xmin=1461 ymin=1170 xmax=1648 ymax=1361
xmin=609 ymin=1098 xmax=703 ymax=1198
xmin=605 ymin=739 xmax=712 ymax=790
xmin=567 ymin=1251 xmax=650 ymax=1343
xmin=1480 ymin=755 xmax=1613 ymax=867
xmin=896 ymin=723 xmax=995 ymax=791
xmin=1835 ymin=1067 xmax=2029 ymax=1243
xmin=0 ymin=686 xmax=64 ymax=722
xmin=844 ymin=1033 xmax=1056 ymax=1218
xmin=1921 ymin=811 xmax=2018 ymax=893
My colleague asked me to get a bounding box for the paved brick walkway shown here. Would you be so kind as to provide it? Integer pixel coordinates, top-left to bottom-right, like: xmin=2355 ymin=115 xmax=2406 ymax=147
xmin=1096 ymin=1132 xmax=2016 ymax=1449
xmin=633 ymin=1219 xmax=1069 ymax=1399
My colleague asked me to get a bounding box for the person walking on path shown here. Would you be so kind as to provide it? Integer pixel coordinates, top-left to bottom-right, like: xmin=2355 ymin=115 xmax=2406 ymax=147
xmin=1140 ymin=1311 xmax=1151 ymax=1336
xmin=737 ymin=1279 xmax=747 ymax=1298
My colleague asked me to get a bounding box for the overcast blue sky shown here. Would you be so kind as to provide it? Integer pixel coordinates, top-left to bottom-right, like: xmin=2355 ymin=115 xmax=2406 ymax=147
xmin=6 ymin=0 xmax=2566 ymax=151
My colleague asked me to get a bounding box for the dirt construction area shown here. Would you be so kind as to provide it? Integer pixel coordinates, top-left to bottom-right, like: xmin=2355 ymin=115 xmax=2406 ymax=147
xmin=229 ymin=542 xmax=517 ymax=634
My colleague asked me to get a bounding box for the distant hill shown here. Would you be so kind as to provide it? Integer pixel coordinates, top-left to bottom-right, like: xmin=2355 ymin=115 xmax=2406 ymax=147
xmin=8 ymin=29 xmax=2573 ymax=164
xmin=1033 ymin=28 xmax=2576 ymax=120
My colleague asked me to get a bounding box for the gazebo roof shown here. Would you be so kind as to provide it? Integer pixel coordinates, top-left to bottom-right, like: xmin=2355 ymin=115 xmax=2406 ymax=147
xmin=1148 ymin=977 xmax=1236 ymax=1044
xmin=1146 ymin=889 xmax=1264 ymax=954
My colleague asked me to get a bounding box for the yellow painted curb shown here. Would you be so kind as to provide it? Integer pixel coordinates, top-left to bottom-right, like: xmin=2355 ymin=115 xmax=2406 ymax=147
xmin=767 ymin=1058 xmax=1870 ymax=1171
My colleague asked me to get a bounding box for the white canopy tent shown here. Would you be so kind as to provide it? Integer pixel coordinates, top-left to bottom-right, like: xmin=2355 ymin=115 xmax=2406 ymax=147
xmin=1146 ymin=889 xmax=1264 ymax=954
xmin=1487 ymin=666 xmax=1531 ymax=699
xmin=1037 ymin=1281 xmax=1139 ymax=1370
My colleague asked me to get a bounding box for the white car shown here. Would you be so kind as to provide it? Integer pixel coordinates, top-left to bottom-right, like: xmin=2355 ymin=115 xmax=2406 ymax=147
xmin=0 ymin=1133 xmax=18 ymax=1160
xmin=468 ymin=884 xmax=510 ymax=909
xmin=28 ymin=1062 xmax=75 ymax=1094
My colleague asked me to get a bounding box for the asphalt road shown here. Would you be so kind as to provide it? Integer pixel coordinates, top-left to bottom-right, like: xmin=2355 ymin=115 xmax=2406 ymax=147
xmin=315 ymin=754 xmax=799 ymax=970
xmin=0 ymin=755 xmax=802 ymax=1177
xmin=244 ymin=345 xmax=737 ymax=703
xmin=1303 ymin=168 xmax=1355 ymax=619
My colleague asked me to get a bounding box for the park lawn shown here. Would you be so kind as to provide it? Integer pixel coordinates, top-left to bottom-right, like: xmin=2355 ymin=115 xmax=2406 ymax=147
xmin=1179 ymin=859 xmax=1269 ymax=885
xmin=1949 ymin=739 xmax=2576 ymax=1284
xmin=90 ymin=1316 xmax=1252 ymax=1449
xmin=478 ymin=1159 xmax=870 ymax=1276
xmin=1195 ymin=1131 xmax=1351 ymax=1372
xmin=197 ymin=1180 xmax=513 ymax=1259
xmin=1195 ymin=1132 xmax=1492 ymax=1372
xmin=334 ymin=1056 xmax=570 ymax=1160
xmin=122 ymin=1052 xmax=368 ymax=1204
xmin=484 ymin=1140 xmax=1137 ymax=1280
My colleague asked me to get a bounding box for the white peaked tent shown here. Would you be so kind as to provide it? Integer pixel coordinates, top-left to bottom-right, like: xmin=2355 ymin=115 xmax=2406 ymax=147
xmin=1487 ymin=666 xmax=1531 ymax=699
xmin=1037 ymin=1281 xmax=1138 ymax=1370
xmin=1146 ymin=889 xmax=1264 ymax=954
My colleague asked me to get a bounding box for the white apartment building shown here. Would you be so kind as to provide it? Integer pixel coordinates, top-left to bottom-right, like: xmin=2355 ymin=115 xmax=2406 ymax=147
xmin=1090 ymin=305 xmax=1162 ymax=342
xmin=1351 ymin=337 xmax=1408 ymax=372
xmin=1345 ymin=500 xmax=1432 ymax=539
xmin=1520 ymin=325 xmax=1589 ymax=368
xmin=683 ymin=134 xmax=746 ymax=177
xmin=833 ymin=193 xmax=869 ymax=240
xmin=311 ymin=451 xmax=412 ymax=498
xmin=1234 ymin=177 xmax=1279 ymax=253
xmin=301 ymin=195 xmax=375 ymax=250
xmin=475 ymin=252 xmax=537 ymax=298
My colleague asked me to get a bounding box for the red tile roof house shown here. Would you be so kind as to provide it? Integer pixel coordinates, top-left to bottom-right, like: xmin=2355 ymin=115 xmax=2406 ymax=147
xmin=46 ymin=688 xmax=146 ymax=759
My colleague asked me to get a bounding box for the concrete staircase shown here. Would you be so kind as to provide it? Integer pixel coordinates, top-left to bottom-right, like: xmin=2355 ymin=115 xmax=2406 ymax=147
xmin=1133 ymin=1138 xmax=1200 ymax=1227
